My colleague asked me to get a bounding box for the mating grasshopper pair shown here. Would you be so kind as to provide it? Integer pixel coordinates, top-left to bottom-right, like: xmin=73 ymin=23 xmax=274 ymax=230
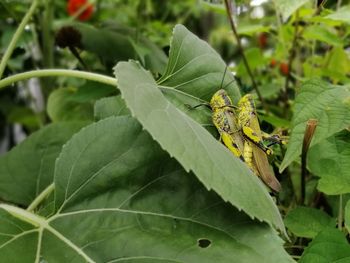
xmin=209 ymin=89 xmax=282 ymax=192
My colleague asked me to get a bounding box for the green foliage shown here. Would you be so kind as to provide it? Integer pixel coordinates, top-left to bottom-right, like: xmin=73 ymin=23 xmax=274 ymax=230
xmin=346 ymin=200 xmax=350 ymax=233
xmin=157 ymin=25 xmax=241 ymax=103
xmin=280 ymin=79 xmax=350 ymax=171
xmin=325 ymin=5 xmax=350 ymax=24
xmin=308 ymin=130 xmax=350 ymax=195
xmin=273 ymin=0 xmax=311 ymax=20
xmin=1 ymin=0 xmax=350 ymax=261
xmin=0 ymin=122 xmax=87 ymax=206
xmin=284 ymin=206 xmax=334 ymax=238
xmin=47 ymin=88 xmax=94 ymax=122
xmin=299 ymin=228 xmax=350 ymax=262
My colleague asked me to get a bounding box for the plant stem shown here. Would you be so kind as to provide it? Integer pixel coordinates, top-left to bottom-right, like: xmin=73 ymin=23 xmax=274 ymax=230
xmin=0 ymin=0 xmax=40 ymax=79
xmin=338 ymin=194 xmax=343 ymax=230
xmin=0 ymin=69 xmax=117 ymax=91
xmin=27 ymin=183 xmax=55 ymax=212
xmin=282 ymin=11 xmax=299 ymax=113
xmin=223 ymin=0 xmax=266 ymax=110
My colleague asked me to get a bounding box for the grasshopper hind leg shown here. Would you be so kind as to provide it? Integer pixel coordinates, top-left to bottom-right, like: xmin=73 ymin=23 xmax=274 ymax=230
xmin=221 ymin=132 xmax=245 ymax=162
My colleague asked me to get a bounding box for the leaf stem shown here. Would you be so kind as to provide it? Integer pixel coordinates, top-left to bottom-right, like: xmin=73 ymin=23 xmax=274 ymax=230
xmin=27 ymin=183 xmax=55 ymax=212
xmin=0 ymin=204 xmax=46 ymax=227
xmin=223 ymin=0 xmax=266 ymax=110
xmin=0 ymin=69 xmax=117 ymax=90
xmin=0 ymin=0 xmax=40 ymax=79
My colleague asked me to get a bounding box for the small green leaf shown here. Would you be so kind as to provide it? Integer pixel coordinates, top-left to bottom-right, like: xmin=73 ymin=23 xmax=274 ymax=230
xmin=237 ymin=24 xmax=270 ymax=36
xmin=0 ymin=122 xmax=86 ymax=206
xmin=345 ymin=200 xmax=350 ymax=233
xmin=325 ymin=5 xmax=350 ymax=24
xmin=94 ymin=95 xmax=130 ymax=120
xmin=280 ymin=79 xmax=350 ymax=171
xmin=47 ymin=88 xmax=93 ymax=122
xmin=157 ymin=25 xmax=240 ymax=103
xmin=300 ymin=228 xmax=350 ymax=263
xmin=323 ymin=47 xmax=350 ymax=83
xmin=308 ymin=130 xmax=350 ymax=195
xmin=284 ymin=206 xmax=334 ymax=238
xmin=273 ymin=0 xmax=311 ymax=20
xmin=303 ymin=25 xmax=343 ymax=47
xmin=69 ymin=82 xmax=116 ymax=103
xmin=115 ymin=60 xmax=285 ymax=233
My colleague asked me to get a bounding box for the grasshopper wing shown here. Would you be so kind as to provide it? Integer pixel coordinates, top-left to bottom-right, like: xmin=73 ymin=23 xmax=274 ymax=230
xmin=252 ymin=145 xmax=281 ymax=192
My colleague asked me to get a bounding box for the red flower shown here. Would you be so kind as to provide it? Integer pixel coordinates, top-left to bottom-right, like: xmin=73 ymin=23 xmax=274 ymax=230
xmin=67 ymin=0 xmax=94 ymax=21
xmin=279 ymin=62 xmax=289 ymax=76
xmin=270 ymin=58 xmax=277 ymax=67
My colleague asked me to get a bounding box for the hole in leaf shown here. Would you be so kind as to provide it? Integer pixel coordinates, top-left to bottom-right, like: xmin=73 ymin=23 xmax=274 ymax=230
xmin=197 ymin=238 xmax=211 ymax=248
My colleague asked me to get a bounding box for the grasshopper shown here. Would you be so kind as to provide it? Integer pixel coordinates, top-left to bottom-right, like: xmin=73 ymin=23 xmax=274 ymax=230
xmin=210 ymin=89 xmax=245 ymax=162
xmin=237 ymin=94 xmax=281 ymax=192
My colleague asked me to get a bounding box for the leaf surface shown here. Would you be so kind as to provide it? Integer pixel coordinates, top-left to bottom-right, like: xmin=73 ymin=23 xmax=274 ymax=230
xmin=273 ymin=0 xmax=311 ymax=20
xmin=0 ymin=122 xmax=86 ymax=206
xmin=284 ymin=206 xmax=334 ymax=238
xmin=157 ymin=25 xmax=240 ymax=103
xmin=300 ymin=228 xmax=350 ymax=263
xmin=280 ymin=79 xmax=350 ymax=171
xmin=308 ymin=130 xmax=350 ymax=195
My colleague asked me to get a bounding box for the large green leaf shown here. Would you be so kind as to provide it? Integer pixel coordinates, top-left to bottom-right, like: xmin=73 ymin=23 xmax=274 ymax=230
xmin=308 ymin=130 xmax=350 ymax=195
xmin=273 ymin=0 xmax=311 ymax=20
xmin=157 ymin=25 xmax=241 ymax=103
xmin=0 ymin=122 xmax=86 ymax=206
xmin=280 ymin=79 xmax=350 ymax=171
xmin=284 ymin=206 xmax=334 ymax=238
xmin=0 ymin=116 xmax=292 ymax=262
xmin=299 ymin=228 xmax=350 ymax=263
xmin=115 ymin=60 xmax=285 ymax=233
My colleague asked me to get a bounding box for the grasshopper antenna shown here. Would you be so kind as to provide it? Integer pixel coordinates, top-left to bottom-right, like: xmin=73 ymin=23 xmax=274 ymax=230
xmin=221 ymin=66 xmax=236 ymax=91
xmin=220 ymin=65 xmax=228 ymax=89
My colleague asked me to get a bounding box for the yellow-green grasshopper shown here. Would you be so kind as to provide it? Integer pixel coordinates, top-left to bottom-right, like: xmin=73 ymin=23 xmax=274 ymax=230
xmin=210 ymin=89 xmax=245 ymax=162
xmin=237 ymin=94 xmax=281 ymax=192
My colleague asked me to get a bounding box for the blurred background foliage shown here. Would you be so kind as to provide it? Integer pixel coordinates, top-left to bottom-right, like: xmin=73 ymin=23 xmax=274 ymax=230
xmin=1 ymin=0 xmax=350 ymax=260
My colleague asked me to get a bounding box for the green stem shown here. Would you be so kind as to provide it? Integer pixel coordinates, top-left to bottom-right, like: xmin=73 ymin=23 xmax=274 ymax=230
xmin=0 ymin=69 xmax=117 ymax=90
xmin=27 ymin=183 xmax=55 ymax=212
xmin=42 ymin=0 xmax=54 ymax=69
xmin=338 ymin=194 xmax=343 ymax=230
xmin=0 ymin=0 xmax=40 ymax=79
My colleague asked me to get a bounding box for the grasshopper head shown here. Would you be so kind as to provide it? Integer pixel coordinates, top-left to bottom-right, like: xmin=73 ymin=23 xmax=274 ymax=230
xmin=238 ymin=94 xmax=254 ymax=109
xmin=210 ymin=89 xmax=233 ymax=110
